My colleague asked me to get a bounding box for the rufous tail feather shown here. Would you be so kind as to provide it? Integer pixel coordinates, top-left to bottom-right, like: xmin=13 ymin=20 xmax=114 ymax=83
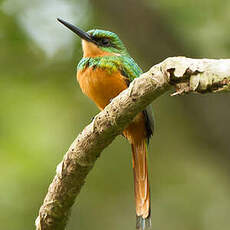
xmin=132 ymin=140 xmax=151 ymax=230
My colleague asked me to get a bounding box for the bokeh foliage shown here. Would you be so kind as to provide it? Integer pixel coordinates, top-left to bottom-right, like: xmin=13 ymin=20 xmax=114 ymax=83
xmin=0 ymin=0 xmax=230 ymax=230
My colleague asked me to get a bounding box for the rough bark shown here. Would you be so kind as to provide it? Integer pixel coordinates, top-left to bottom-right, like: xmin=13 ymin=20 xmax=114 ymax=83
xmin=35 ymin=57 xmax=230 ymax=230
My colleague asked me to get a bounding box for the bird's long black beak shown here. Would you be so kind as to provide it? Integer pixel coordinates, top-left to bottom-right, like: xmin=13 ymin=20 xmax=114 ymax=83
xmin=57 ymin=18 xmax=95 ymax=43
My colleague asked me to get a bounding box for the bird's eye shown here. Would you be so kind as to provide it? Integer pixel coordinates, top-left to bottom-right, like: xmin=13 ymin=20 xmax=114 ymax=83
xmin=101 ymin=38 xmax=110 ymax=46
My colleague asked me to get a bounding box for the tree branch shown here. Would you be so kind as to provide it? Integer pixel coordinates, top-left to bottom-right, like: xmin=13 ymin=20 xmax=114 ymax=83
xmin=35 ymin=57 xmax=230 ymax=230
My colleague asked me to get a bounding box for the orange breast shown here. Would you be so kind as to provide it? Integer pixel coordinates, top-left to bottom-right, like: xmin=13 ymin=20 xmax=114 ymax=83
xmin=77 ymin=67 xmax=147 ymax=143
xmin=77 ymin=67 xmax=127 ymax=110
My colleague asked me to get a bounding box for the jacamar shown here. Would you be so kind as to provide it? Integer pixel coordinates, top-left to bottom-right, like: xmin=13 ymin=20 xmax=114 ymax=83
xmin=57 ymin=18 xmax=154 ymax=230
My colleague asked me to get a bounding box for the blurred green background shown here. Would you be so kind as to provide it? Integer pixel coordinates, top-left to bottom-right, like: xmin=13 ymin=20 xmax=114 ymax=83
xmin=1 ymin=0 xmax=230 ymax=229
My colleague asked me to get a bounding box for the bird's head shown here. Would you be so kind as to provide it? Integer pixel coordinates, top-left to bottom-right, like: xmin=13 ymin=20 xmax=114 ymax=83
xmin=57 ymin=18 xmax=128 ymax=57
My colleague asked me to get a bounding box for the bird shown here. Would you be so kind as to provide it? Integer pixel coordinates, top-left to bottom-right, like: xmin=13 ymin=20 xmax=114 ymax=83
xmin=57 ymin=18 xmax=154 ymax=230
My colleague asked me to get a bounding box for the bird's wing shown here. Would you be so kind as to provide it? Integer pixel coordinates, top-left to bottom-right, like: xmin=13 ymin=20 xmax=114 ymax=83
xmin=119 ymin=56 xmax=154 ymax=141
xmin=119 ymin=56 xmax=143 ymax=82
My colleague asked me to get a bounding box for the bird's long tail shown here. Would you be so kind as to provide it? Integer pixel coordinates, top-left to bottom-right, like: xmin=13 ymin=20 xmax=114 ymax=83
xmin=131 ymin=139 xmax=151 ymax=230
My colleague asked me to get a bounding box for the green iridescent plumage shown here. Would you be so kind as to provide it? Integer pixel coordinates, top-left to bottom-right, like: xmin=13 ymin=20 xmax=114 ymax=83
xmin=87 ymin=29 xmax=128 ymax=54
xmin=77 ymin=55 xmax=142 ymax=81
xmin=77 ymin=29 xmax=142 ymax=82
